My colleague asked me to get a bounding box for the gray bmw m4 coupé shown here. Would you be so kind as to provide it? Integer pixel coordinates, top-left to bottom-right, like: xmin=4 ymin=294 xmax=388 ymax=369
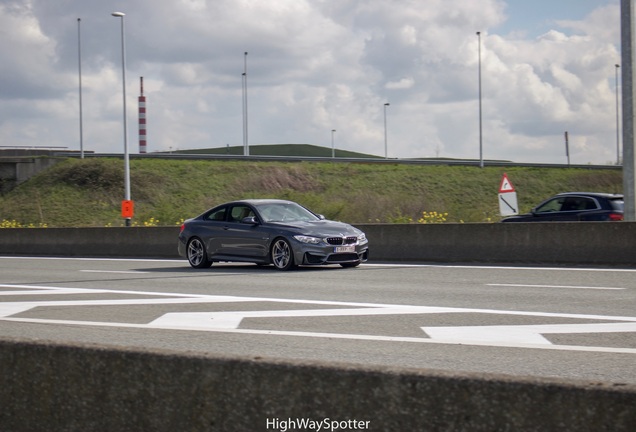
xmin=178 ymin=199 xmax=369 ymax=270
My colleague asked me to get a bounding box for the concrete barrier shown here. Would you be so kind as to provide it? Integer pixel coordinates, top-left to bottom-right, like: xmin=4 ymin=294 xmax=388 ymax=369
xmin=1 ymin=338 xmax=635 ymax=432
xmin=2 ymin=225 xmax=636 ymax=431
xmin=0 ymin=222 xmax=635 ymax=266
xmin=0 ymin=226 xmax=178 ymax=258
xmin=358 ymin=222 xmax=636 ymax=266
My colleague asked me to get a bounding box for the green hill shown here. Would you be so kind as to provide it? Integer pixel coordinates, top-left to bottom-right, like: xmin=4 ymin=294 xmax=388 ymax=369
xmin=0 ymin=157 xmax=623 ymax=227
xmin=169 ymin=143 xmax=382 ymax=159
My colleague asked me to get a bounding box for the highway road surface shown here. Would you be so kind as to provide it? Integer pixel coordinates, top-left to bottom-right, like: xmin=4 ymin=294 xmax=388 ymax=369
xmin=1 ymin=256 xmax=635 ymax=385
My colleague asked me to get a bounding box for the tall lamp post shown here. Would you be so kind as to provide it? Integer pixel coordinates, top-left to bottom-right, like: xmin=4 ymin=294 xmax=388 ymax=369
xmin=112 ymin=11 xmax=132 ymax=226
xmin=384 ymin=103 xmax=390 ymax=159
xmin=477 ymin=31 xmax=483 ymax=168
xmin=331 ymin=129 xmax=336 ymax=158
xmin=242 ymin=51 xmax=249 ymax=156
xmin=616 ymin=63 xmax=621 ymax=165
xmin=77 ymin=18 xmax=84 ymax=159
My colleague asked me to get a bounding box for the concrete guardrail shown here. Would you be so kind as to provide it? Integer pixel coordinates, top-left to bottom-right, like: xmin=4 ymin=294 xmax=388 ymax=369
xmin=1 ymin=338 xmax=635 ymax=432
xmin=2 ymin=223 xmax=636 ymax=431
xmin=0 ymin=222 xmax=635 ymax=266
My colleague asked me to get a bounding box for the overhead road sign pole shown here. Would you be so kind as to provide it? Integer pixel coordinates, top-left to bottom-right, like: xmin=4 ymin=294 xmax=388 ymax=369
xmin=621 ymin=0 xmax=636 ymax=221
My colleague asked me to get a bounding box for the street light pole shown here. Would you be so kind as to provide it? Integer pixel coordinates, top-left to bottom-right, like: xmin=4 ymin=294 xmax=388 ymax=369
xmin=112 ymin=11 xmax=132 ymax=226
xmin=616 ymin=63 xmax=621 ymax=165
xmin=331 ymin=129 xmax=336 ymax=158
xmin=384 ymin=103 xmax=390 ymax=159
xmin=77 ymin=18 xmax=84 ymax=159
xmin=243 ymin=51 xmax=249 ymax=156
xmin=477 ymin=31 xmax=483 ymax=168
xmin=242 ymin=71 xmax=246 ymax=154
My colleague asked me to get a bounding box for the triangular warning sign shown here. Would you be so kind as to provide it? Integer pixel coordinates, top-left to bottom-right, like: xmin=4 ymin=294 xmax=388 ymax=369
xmin=499 ymin=173 xmax=515 ymax=193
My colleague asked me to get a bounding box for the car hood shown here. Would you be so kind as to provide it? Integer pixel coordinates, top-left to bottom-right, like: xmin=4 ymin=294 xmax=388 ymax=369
xmin=267 ymin=220 xmax=362 ymax=236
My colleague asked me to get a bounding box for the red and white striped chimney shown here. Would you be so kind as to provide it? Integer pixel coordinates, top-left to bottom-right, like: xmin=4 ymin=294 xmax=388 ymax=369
xmin=138 ymin=77 xmax=147 ymax=153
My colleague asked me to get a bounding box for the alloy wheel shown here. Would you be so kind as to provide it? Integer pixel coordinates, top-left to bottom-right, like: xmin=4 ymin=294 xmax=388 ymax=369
xmin=272 ymin=238 xmax=294 ymax=270
xmin=187 ymin=238 xmax=210 ymax=268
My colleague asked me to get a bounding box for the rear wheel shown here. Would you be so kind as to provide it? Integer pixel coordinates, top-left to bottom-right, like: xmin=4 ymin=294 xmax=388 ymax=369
xmin=271 ymin=238 xmax=296 ymax=271
xmin=187 ymin=237 xmax=212 ymax=268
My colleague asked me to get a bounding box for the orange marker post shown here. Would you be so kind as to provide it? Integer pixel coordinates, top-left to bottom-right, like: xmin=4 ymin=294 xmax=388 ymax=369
xmin=121 ymin=200 xmax=134 ymax=220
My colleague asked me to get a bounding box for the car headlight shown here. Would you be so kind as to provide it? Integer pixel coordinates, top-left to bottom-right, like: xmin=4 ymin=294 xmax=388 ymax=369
xmin=293 ymin=235 xmax=322 ymax=244
xmin=358 ymin=233 xmax=367 ymax=243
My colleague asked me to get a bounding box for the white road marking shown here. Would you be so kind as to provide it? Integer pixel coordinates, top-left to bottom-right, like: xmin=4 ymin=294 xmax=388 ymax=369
xmin=80 ymin=270 xmax=149 ymax=274
xmin=362 ymin=263 xmax=636 ymax=273
xmin=488 ymin=283 xmax=626 ymax=291
xmin=0 ymin=256 xmax=184 ymax=263
xmin=3 ymin=255 xmax=636 ymax=273
xmin=0 ymin=288 xmax=106 ymax=296
xmin=3 ymin=315 xmax=636 ymax=355
xmin=148 ymin=306 xmax=457 ymax=329
xmin=423 ymin=322 xmax=636 ymax=345
xmin=2 ymin=280 xmax=636 ymax=354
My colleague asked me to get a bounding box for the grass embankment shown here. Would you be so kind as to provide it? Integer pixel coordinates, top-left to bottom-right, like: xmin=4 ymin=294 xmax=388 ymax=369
xmin=0 ymin=158 xmax=623 ymax=227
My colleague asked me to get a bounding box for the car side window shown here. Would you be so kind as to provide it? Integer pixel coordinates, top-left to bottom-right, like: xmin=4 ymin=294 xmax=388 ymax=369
xmin=205 ymin=207 xmax=227 ymax=222
xmin=583 ymin=198 xmax=599 ymax=210
xmin=228 ymin=205 xmax=255 ymax=223
xmin=535 ymin=198 xmax=563 ymax=213
xmin=561 ymin=197 xmax=598 ymax=211
xmin=560 ymin=198 xmax=579 ymax=212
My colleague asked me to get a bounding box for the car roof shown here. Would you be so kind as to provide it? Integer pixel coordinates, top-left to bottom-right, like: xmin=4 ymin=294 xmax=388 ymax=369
xmin=553 ymin=192 xmax=623 ymax=199
xmin=557 ymin=192 xmax=623 ymax=198
xmin=200 ymin=199 xmax=300 ymax=217
xmin=228 ymin=199 xmax=296 ymax=206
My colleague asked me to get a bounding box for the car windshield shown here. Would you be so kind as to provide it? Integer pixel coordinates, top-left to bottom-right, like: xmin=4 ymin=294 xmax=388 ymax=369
xmin=255 ymin=202 xmax=320 ymax=223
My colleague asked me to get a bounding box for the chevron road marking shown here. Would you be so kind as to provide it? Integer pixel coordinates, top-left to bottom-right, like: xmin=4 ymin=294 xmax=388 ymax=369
xmin=1 ymin=283 xmax=636 ymax=354
xmin=422 ymin=322 xmax=636 ymax=345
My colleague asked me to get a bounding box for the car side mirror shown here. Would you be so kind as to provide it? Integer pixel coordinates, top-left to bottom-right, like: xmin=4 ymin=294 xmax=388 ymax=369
xmin=241 ymin=216 xmax=259 ymax=225
xmin=317 ymin=214 xmax=326 ymax=220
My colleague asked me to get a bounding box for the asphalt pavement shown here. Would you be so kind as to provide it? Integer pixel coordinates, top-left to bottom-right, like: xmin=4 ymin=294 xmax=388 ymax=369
xmin=1 ymin=256 xmax=635 ymax=385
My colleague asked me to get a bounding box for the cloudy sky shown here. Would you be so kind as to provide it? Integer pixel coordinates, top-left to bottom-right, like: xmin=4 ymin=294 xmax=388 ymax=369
xmin=0 ymin=0 xmax=624 ymax=164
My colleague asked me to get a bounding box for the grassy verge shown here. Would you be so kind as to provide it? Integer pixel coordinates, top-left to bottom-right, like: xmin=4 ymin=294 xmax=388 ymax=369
xmin=0 ymin=158 xmax=623 ymax=227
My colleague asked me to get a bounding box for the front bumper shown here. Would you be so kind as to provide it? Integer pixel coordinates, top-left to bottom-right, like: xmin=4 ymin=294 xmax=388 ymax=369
xmin=292 ymin=240 xmax=369 ymax=266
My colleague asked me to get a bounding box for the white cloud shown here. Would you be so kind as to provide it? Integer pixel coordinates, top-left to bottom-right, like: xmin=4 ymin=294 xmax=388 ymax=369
xmin=386 ymin=78 xmax=414 ymax=90
xmin=0 ymin=0 xmax=623 ymax=164
xmin=0 ymin=1 xmax=69 ymax=99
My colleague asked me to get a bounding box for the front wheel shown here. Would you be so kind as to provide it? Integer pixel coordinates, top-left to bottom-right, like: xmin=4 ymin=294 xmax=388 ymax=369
xmin=187 ymin=237 xmax=212 ymax=268
xmin=271 ymin=238 xmax=296 ymax=271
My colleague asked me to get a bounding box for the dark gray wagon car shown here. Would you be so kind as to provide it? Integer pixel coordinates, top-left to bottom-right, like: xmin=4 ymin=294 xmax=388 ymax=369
xmin=501 ymin=192 xmax=624 ymax=222
xmin=178 ymin=199 xmax=369 ymax=270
